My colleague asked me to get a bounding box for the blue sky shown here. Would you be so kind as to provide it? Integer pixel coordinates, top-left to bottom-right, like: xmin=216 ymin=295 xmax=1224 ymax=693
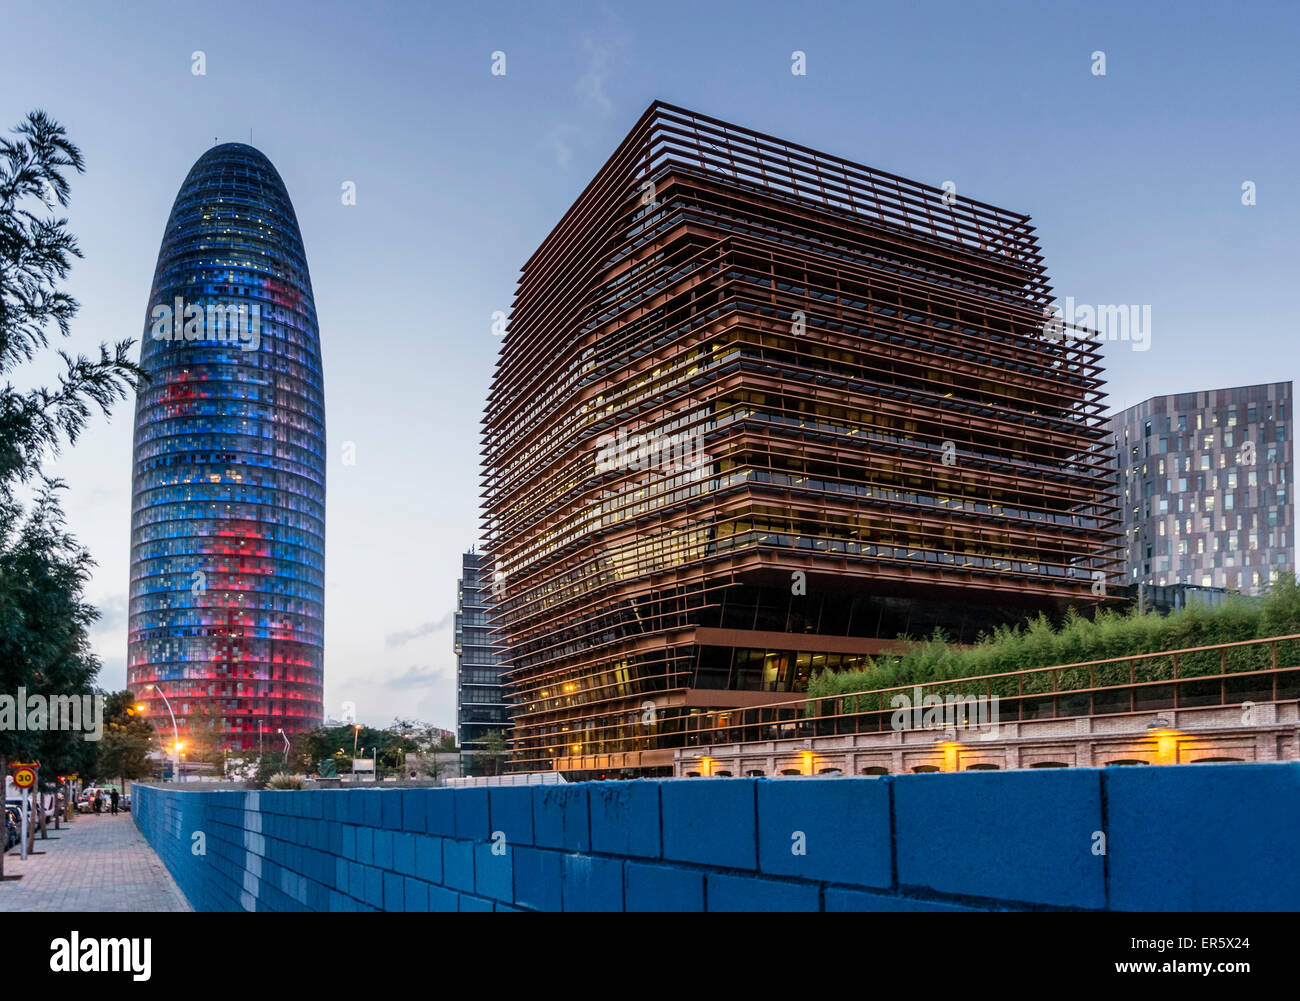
xmin=2 ymin=0 xmax=1296 ymax=730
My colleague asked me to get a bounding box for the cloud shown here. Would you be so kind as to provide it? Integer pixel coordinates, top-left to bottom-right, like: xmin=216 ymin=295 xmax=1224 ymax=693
xmin=385 ymin=608 xmax=455 ymax=648
xmin=542 ymin=125 xmax=576 ymax=168
xmin=383 ymin=664 xmax=449 ymax=689
xmin=541 ymin=27 xmax=626 ymax=169
xmin=90 ymin=592 xmax=129 ymax=634
xmin=576 ymin=33 xmax=617 ymax=113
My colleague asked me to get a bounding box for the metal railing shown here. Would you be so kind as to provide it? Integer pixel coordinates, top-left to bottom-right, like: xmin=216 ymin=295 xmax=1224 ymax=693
xmin=508 ymin=634 xmax=1300 ymax=769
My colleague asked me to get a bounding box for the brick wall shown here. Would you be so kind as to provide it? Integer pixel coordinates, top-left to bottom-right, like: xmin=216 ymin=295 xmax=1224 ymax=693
xmin=132 ymin=763 xmax=1300 ymax=911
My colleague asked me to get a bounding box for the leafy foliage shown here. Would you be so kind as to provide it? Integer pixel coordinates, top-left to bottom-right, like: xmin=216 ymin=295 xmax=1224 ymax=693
xmin=183 ymin=700 xmax=231 ymax=777
xmin=0 ymin=482 xmax=101 ymax=771
xmin=0 ymin=112 xmax=143 ymax=873
xmin=0 ymin=110 xmax=142 ymax=488
xmin=265 ymin=773 xmax=303 ymax=790
xmin=297 ymin=719 xmax=453 ymax=777
xmin=95 ymin=690 xmax=156 ymax=785
xmin=472 ymin=729 xmax=508 ymax=776
xmin=807 ymin=574 xmax=1300 ymax=706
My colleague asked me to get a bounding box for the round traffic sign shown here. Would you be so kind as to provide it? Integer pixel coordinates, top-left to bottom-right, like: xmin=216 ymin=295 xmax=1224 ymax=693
xmin=12 ymin=767 xmax=36 ymax=789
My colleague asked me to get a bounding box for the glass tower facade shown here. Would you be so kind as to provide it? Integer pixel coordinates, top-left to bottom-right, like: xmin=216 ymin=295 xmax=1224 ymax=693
xmin=455 ymin=551 xmax=511 ymax=770
xmin=1110 ymin=382 xmax=1293 ymax=595
xmin=127 ymin=143 xmax=326 ymax=754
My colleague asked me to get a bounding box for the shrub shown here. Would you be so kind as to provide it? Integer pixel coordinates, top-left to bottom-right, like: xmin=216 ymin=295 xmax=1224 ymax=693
xmin=265 ymin=773 xmax=303 ymax=790
xmin=805 ymin=572 xmax=1300 ymax=709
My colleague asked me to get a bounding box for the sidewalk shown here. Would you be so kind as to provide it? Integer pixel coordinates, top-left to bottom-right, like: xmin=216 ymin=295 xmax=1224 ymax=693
xmin=0 ymin=810 xmax=191 ymax=912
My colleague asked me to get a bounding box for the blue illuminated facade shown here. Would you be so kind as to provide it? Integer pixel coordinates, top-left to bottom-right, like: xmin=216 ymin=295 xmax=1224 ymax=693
xmin=127 ymin=144 xmax=325 ymax=753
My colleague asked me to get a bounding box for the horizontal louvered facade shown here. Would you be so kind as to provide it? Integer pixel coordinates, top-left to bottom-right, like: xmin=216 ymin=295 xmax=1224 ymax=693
xmin=483 ymin=103 xmax=1119 ymax=774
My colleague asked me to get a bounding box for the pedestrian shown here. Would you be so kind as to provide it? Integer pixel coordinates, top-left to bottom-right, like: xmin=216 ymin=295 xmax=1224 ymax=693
xmin=93 ymin=790 xmax=102 ymax=814
xmin=109 ymin=788 xmax=119 ymax=815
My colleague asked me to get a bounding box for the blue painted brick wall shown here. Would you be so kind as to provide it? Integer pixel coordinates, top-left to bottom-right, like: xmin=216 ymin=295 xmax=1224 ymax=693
xmin=532 ymin=785 xmax=589 ymax=851
xmin=589 ymin=781 xmax=660 ymax=858
xmin=134 ymin=764 xmax=1300 ymax=913
xmin=707 ymin=871 xmax=820 ymax=912
xmin=661 ymin=777 xmax=756 ymax=869
xmin=513 ymin=845 xmax=563 ymax=912
xmin=1105 ymin=762 xmax=1300 ymax=911
xmin=625 ymin=861 xmax=703 ymax=911
xmin=442 ymin=838 xmax=475 ymax=892
xmin=488 ymin=787 xmax=534 ymax=846
xmin=757 ymin=777 xmax=890 ymax=888
xmin=474 ymin=842 xmax=513 ymax=902
xmin=893 ymin=767 xmax=1106 ymax=909
xmin=562 ymin=854 xmax=623 ymax=912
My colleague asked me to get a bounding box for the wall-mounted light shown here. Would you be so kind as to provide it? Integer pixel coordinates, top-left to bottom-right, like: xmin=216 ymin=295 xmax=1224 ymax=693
xmin=1146 ymin=718 xmax=1178 ymax=764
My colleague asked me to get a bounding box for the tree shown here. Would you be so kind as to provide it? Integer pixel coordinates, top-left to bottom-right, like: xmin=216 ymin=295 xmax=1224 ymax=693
xmin=301 ymin=724 xmax=388 ymax=776
xmin=474 ymin=730 xmax=508 ymax=777
xmin=183 ymin=701 xmax=229 ymax=778
xmin=419 ymin=752 xmax=454 ymax=784
xmin=0 ymin=111 xmax=142 ymax=874
xmin=96 ymin=690 xmax=155 ymax=787
xmin=0 ymin=111 xmax=141 ymax=486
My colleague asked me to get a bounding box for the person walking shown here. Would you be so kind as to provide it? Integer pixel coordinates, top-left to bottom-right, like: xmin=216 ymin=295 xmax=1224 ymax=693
xmin=93 ymin=790 xmax=102 ymax=815
xmin=109 ymin=788 xmax=120 ymax=815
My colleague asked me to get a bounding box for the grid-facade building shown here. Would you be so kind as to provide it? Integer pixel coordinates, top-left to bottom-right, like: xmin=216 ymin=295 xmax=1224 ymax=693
xmin=1110 ymin=382 xmax=1293 ymax=594
xmin=482 ymin=103 xmax=1120 ymax=774
xmin=455 ymin=551 xmax=511 ymax=757
xmin=127 ymin=144 xmax=326 ymax=752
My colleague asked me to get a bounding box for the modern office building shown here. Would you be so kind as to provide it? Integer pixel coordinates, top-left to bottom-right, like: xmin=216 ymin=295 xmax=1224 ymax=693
xmin=1110 ymin=382 xmax=1293 ymax=594
xmin=127 ymin=144 xmax=326 ymax=753
xmin=482 ymin=102 xmax=1120 ymax=774
xmin=455 ymin=551 xmax=511 ymax=766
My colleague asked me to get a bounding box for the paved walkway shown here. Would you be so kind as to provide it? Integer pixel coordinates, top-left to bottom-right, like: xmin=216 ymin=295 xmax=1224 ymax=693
xmin=0 ymin=811 xmax=191 ymax=911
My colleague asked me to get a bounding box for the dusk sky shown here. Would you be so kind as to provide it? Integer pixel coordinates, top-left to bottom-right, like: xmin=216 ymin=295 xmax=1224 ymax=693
xmin=2 ymin=0 xmax=1296 ymax=731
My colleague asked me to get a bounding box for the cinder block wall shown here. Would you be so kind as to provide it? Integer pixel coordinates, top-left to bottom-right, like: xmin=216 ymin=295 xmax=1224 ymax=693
xmin=132 ymin=764 xmax=1300 ymax=912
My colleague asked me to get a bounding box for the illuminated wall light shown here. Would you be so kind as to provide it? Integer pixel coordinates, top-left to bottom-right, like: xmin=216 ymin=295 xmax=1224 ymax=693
xmin=1146 ymin=719 xmax=1180 ymax=765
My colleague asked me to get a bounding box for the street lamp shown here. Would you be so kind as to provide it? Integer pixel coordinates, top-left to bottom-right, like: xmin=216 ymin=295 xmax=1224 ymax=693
xmin=146 ymin=683 xmax=181 ymax=783
xmin=352 ymin=724 xmax=361 ymax=783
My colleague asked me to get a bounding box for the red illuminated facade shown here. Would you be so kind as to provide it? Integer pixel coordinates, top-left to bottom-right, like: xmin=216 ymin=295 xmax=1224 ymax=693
xmin=127 ymin=144 xmax=325 ymax=755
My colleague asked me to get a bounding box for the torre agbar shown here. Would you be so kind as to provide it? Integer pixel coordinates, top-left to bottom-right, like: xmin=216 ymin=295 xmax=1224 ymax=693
xmin=127 ymin=144 xmax=325 ymax=754
xmin=482 ymin=103 xmax=1120 ymax=775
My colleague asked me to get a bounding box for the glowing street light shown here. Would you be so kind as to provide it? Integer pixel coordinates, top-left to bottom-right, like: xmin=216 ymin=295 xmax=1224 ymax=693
xmin=146 ymin=683 xmax=181 ymax=783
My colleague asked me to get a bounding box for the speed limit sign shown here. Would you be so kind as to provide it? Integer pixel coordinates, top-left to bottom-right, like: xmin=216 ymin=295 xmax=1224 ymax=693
xmin=10 ymin=762 xmax=38 ymax=789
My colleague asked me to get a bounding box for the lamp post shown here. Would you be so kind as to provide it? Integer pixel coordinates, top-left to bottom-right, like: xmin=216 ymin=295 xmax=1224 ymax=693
xmin=146 ymin=684 xmax=181 ymax=783
xmin=352 ymin=724 xmax=361 ymax=783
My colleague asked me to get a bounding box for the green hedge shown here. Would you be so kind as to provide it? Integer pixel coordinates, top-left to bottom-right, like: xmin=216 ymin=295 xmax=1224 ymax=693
xmin=806 ymin=573 xmax=1300 ymax=708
